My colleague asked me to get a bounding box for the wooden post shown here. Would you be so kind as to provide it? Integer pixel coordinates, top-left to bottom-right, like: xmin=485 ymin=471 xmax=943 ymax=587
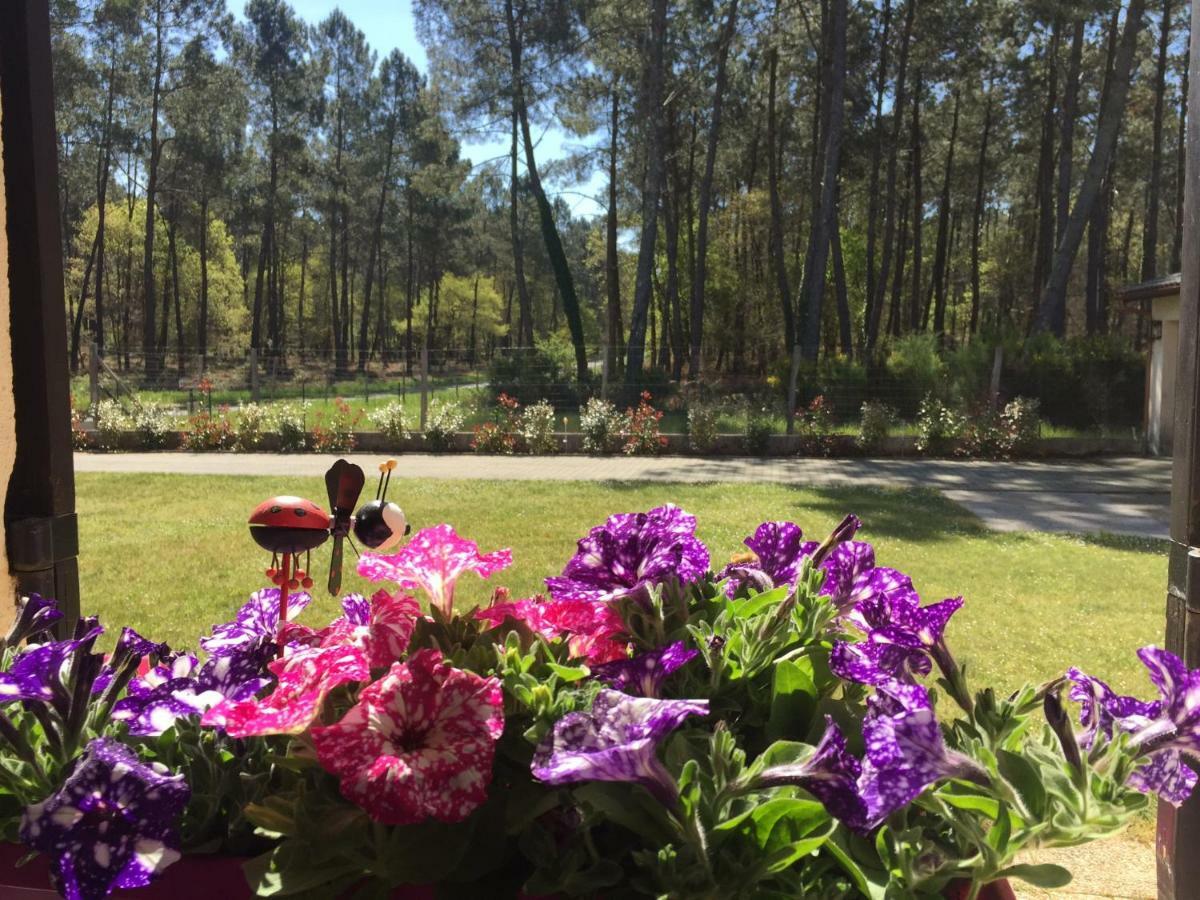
xmin=1159 ymin=3 xmax=1200 ymax=895
xmin=88 ymin=341 xmax=100 ymax=412
xmin=249 ymin=348 xmax=259 ymax=402
xmin=601 ymin=343 xmax=609 ymax=400
xmin=420 ymin=346 xmax=430 ymax=432
xmin=989 ymin=345 xmax=1004 ymax=407
xmin=1 ymin=0 xmax=81 ymax=624
xmin=785 ymin=344 xmax=802 ymax=435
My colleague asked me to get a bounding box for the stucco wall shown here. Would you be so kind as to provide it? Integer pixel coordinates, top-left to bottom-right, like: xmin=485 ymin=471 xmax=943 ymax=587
xmin=0 ymin=101 xmax=17 ymax=629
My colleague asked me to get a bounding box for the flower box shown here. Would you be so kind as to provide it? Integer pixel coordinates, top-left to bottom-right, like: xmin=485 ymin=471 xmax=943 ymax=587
xmin=0 ymin=461 xmax=1173 ymax=898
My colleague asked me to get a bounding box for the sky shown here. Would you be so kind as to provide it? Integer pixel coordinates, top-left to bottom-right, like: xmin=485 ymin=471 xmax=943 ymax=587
xmin=249 ymin=0 xmax=606 ymax=218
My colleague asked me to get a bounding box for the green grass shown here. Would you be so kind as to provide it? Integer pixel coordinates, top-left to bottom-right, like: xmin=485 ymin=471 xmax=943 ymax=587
xmin=76 ymin=473 xmax=1167 ymax=698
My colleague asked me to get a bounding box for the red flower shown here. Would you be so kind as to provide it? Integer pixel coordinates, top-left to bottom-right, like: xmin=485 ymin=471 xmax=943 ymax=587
xmin=311 ymin=650 xmax=504 ymax=825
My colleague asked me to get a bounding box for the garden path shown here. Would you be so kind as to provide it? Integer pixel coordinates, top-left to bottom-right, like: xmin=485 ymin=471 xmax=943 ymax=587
xmin=75 ymin=453 xmax=1171 ymax=539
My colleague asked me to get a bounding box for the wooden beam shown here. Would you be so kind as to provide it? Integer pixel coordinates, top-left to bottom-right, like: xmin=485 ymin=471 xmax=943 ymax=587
xmin=1159 ymin=0 xmax=1200 ymax=893
xmin=0 ymin=0 xmax=80 ymax=625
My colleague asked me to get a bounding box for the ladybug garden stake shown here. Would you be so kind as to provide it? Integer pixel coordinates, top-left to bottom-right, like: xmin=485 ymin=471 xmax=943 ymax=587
xmin=248 ymin=459 xmax=411 ymax=641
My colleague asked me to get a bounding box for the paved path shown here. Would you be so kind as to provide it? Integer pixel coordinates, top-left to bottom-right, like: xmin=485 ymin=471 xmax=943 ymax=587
xmin=76 ymin=453 xmax=1172 ymax=539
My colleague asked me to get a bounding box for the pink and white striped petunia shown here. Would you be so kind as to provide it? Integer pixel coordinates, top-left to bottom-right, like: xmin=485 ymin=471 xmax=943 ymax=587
xmin=358 ymin=525 xmax=512 ymax=618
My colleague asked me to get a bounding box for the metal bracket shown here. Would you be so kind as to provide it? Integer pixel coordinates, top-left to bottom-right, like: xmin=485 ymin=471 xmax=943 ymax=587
xmin=6 ymin=513 xmax=78 ymax=573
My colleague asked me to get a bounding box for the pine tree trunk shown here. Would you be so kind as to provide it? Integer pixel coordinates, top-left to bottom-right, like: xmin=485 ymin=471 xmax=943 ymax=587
xmin=909 ymin=72 xmax=924 ymax=333
xmin=1173 ymin=52 xmax=1188 ymax=273
xmin=832 ymin=191 xmax=852 ymax=358
xmin=970 ymin=84 xmax=992 ymax=336
xmin=864 ymin=0 xmax=892 ymax=340
xmin=929 ymin=89 xmax=959 ymax=342
xmin=767 ymin=45 xmax=795 ymax=355
xmin=198 ymin=193 xmax=209 ymax=366
xmin=1141 ymin=0 xmax=1174 ymax=280
xmin=606 ymin=90 xmax=622 ymax=375
xmin=626 ymin=0 xmax=671 ymax=383
xmin=799 ymin=0 xmax=848 ymax=361
xmin=141 ymin=0 xmax=165 ymax=379
xmin=510 ymin=103 xmax=533 ymax=347
xmin=686 ymin=0 xmax=739 ymax=379
xmin=1058 ymin=18 xmax=1084 ymax=246
xmin=866 ymin=0 xmax=917 ymax=351
xmin=1032 ymin=19 xmax=1061 ymax=307
xmin=1034 ymin=0 xmax=1149 ymax=334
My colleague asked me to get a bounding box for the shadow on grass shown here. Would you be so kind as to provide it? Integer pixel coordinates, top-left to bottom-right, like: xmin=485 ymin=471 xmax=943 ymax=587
xmin=1071 ymin=531 xmax=1171 ymax=555
xmin=589 ymin=480 xmax=991 ymax=544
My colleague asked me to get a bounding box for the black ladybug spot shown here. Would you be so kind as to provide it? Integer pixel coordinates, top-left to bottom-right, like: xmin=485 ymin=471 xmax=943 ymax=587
xmin=294 ymin=508 xmax=307 ymax=518
xmin=270 ymin=505 xmax=282 ymax=514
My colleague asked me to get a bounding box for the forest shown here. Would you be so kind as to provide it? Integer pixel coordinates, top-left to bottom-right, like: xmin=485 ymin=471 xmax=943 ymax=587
xmin=49 ymin=0 xmax=1189 ymax=392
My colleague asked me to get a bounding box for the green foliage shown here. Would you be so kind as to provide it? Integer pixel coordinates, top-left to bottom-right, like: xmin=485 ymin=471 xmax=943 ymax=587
xmin=488 ymin=339 xmax=582 ymax=408
xmin=856 ymin=401 xmax=896 ymax=452
xmin=425 ymin=399 xmax=465 ymax=451
xmin=181 ymin=412 xmax=236 ymax=451
xmin=579 ymin=398 xmax=627 ymax=454
xmin=687 ymin=403 xmax=722 ymax=453
xmin=234 ymin=403 xmax=270 ymax=451
xmin=310 ymin=399 xmax=361 ymax=452
xmin=744 ymin=407 xmax=774 ymax=456
xmin=915 ymin=394 xmax=964 ymax=455
xmin=519 ymin=400 xmax=559 ymax=454
xmin=368 ymin=401 xmax=412 ymax=442
xmin=265 ymin=404 xmax=309 ymax=452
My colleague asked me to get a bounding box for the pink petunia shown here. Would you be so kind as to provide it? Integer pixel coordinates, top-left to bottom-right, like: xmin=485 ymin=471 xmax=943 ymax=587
xmin=475 ymin=596 xmax=628 ymax=664
xmin=200 ymin=644 xmax=369 ymax=737
xmin=311 ymin=649 xmax=504 ymax=825
xmin=358 ymin=525 xmax=512 ymax=618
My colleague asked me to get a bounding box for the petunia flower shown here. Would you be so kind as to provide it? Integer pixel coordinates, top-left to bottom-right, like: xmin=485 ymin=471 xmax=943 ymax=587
xmin=112 ymin=642 xmax=274 ymax=736
xmin=532 ymin=689 xmax=709 ymax=805
xmin=20 ymin=738 xmax=189 ymax=900
xmin=857 ymin=681 xmax=987 ymax=828
xmin=4 ymin=593 xmax=63 ymax=647
xmin=716 ymin=522 xmax=819 ymax=598
xmin=201 ymin=643 xmax=369 ymax=737
xmin=545 ymin=505 xmax=710 ymax=605
xmin=475 ymin=595 xmax=629 ymax=664
xmin=200 ymin=588 xmax=312 ymax=657
xmin=590 ymin=641 xmax=698 ymax=698
xmin=359 ymin=524 xmax=512 ymax=618
xmin=0 ymin=618 xmax=105 ymax=706
xmin=1068 ymin=647 xmax=1200 ymax=806
xmin=834 ymin=588 xmax=964 ymax=686
xmin=280 ymin=591 xmax=421 ymax=669
xmin=311 ymin=649 xmax=504 ymax=825
xmin=752 ymin=716 xmax=868 ymax=829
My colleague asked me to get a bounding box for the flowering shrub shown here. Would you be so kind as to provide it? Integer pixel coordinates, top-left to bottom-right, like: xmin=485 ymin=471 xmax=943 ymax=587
xmin=69 ymin=397 xmax=90 ymax=450
xmin=368 ymin=400 xmax=411 ymax=442
xmin=233 ymin=402 xmax=269 ymax=450
xmin=310 ymin=398 xmax=361 ymax=452
xmin=0 ymin=484 xmax=1170 ymax=899
xmin=519 ymin=399 xmax=559 ymax=454
xmin=958 ymin=397 xmax=1042 ymax=459
xmin=93 ymin=399 xmax=130 ymax=450
xmin=794 ymin=394 xmax=836 ymax=456
xmin=579 ymin=397 xmax=626 ymax=454
xmin=623 ymin=391 xmax=667 ymax=456
xmin=915 ymin=393 xmax=964 ymax=454
xmin=686 ymin=402 xmax=721 ymax=452
xmin=130 ymin=402 xmax=176 ymax=449
xmin=180 ymin=410 xmax=235 ymax=451
xmin=856 ymin=400 xmax=896 ymax=451
xmin=266 ymin=402 xmax=308 ymax=451
xmin=744 ymin=405 xmax=774 ymax=455
xmin=424 ymin=399 xmax=465 ymax=451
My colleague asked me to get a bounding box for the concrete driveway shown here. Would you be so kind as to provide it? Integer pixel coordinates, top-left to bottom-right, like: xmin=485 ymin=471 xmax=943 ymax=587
xmin=75 ymin=453 xmax=1172 ymax=539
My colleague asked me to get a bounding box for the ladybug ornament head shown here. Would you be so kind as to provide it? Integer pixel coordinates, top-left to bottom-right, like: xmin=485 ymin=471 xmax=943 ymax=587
xmin=248 ymin=496 xmax=331 ymax=554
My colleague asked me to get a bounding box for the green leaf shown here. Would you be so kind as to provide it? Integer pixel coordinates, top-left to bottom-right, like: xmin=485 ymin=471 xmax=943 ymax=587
xmin=997 ymin=749 xmax=1048 ymax=820
xmin=766 ymin=659 xmax=818 ymax=742
xmin=996 ymin=863 xmax=1073 ymax=888
xmin=743 ymin=797 xmax=833 ymax=872
xmin=733 ymin=586 xmax=791 ymax=619
xmin=546 ymin=662 xmax=589 ymax=682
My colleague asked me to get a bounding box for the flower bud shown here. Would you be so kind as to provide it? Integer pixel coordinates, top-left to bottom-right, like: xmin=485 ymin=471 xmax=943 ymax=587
xmin=1045 ymin=690 xmax=1083 ymax=775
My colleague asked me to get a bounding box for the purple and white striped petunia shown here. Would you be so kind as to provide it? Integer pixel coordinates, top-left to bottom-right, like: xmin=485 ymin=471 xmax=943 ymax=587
xmin=545 ymin=505 xmax=710 ymax=605
xmin=0 ymin=620 xmax=105 ymax=705
xmin=833 ymin=586 xmax=964 ymax=686
xmin=590 ymin=641 xmax=699 ymax=698
xmin=717 ymin=522 xmax=819 ymax=598
xmin=857 ymin=681 xmax=988 ymax=828
xmin=532 ymin=689 xmax=709 ymax=805
xmin=20 ymin=738 xmax=189 ymax=900
xmin=200 ymin=588 xmax=312 ymax=657
xmin=754 ymin=716 xmax=868 ymax=829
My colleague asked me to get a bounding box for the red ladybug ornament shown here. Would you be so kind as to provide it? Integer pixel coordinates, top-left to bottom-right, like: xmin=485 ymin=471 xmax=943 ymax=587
xmin=248 ymin=496 xmax=332 ymax=554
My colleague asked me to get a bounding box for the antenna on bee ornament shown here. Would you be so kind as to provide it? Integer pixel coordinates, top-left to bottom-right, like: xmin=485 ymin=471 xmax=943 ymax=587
xmin=352 ymin=459 xmax=410 ymax=553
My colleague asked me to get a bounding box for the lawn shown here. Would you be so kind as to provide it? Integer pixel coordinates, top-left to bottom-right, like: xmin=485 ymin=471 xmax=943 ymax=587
xmin=75 ymin=472 xmax=1168 ymax=697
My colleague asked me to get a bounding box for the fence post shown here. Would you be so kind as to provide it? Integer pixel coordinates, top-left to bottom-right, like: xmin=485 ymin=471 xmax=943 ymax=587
xmin=249 ymin=348 xmax=260 ymax=402
xmin=989 ymin=345 xmax=1004 ymax=407
xmin=785 ymin=344 xmax=802 ymax=435
xmin=420 ymin=346 xmax=430 ymax=432
xmin=88 ymin=340 xmax=99 ymax=412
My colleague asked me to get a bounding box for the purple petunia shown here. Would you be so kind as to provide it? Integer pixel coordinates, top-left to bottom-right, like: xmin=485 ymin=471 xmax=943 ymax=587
xmin=717 ymin=522 xmax=819 ymax=598
xmin=857 ymin=681 xmax=987 ymax=828
xmin=112 ymin=641 xmax=274 ymax=736
xmin=832 ymin=587 xmax=964 ymax=686
xmin=200 ymin=588 xmax=312 ymax=657
xmin=20 ymin=738 xmax=189 ymax=900
xmin=754 ymin=716 xmax=868 ymax=828
xmin=590 ymin=641 xmax=699 ymax=698
xmin=4 ymin=594 xmax=64 ymax=647
xmin=1068 ymin=647 xmax=1200 ymax=806
xmin=532 ymin=689 xmax=709 ymax=805
xmin=0 ymin=620 xmax=105 ymax=705
xmin=545 ymin=505 xmax=710 ymax=604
